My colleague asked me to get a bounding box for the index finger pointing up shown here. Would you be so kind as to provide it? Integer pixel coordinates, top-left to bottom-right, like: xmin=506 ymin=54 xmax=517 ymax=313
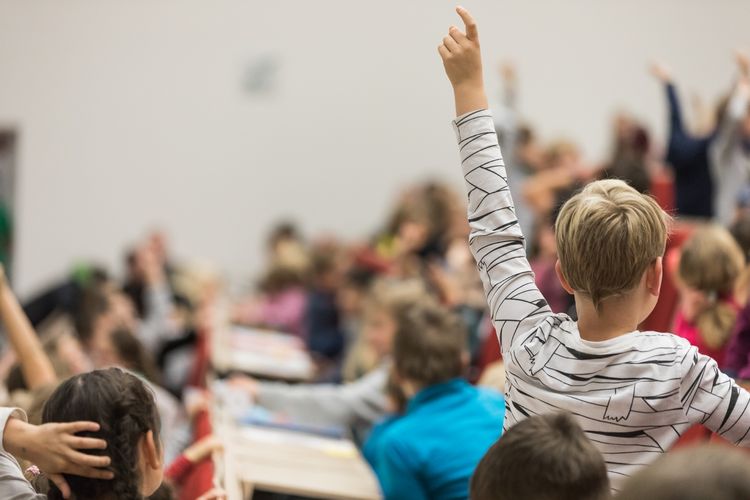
xmin=456 ymin=6 xmax=478 ymax=41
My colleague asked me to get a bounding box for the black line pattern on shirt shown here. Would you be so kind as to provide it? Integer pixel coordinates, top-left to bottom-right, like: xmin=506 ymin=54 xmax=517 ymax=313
xmin=453 ymin=109 xmax=750 ymax=490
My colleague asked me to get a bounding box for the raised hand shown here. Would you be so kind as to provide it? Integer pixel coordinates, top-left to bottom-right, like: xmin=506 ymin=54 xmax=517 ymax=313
xmin=438 ymin=6 xmax=488 ymax=115
xmin=736 ymin=50 xmax=750 ymax=77
xmin=499 ymin=61 xmax=517 ymax=83
xmin=649 ymin=62 xmax=672 ymax=83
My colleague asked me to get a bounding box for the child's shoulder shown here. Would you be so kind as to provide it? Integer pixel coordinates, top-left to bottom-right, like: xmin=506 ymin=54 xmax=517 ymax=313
xmin=631 ymin=330 xmax=695 ymax=350
xmin=475 ymin=385 xmax=505 ymax=405
xmin=474 ymin=386 xmax=506 ymax=419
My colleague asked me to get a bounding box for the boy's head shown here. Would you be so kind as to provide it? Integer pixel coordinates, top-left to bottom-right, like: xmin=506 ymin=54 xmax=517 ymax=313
xmin=471 ymin=412 xmax=610 ymax=500
xmin=555 ymin=179 xmax=669 ymax=314
xmin=362 ymin=279 xmax=428 ymax=358
xmin=617 ymin=445 xmax=750 ymax=500
xmin=392 ymin=297 xmax=466 ymax=390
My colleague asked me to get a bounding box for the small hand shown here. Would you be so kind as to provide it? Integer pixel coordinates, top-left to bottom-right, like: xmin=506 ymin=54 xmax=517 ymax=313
xmin=228 ymin=374 xmax=259 ymax=399
xmin=438 ymin=7 xmax=488 ymax=116
xmin=736 ymin=50 xmax=750 ymax=77
xmin=5 ymin=419 xmax=113 ymax=499
xmin=438 ymin=7 xmax=482 ymax=90
xmin=184 ymin=435 xmax=224 ymax=464
xmin=499 ymin=61 xmax=516 ymax=83
xmin=649 ymin=62 xmax=672 ymax=83
xmin=196 ymin=487 xmax=228 ymax=500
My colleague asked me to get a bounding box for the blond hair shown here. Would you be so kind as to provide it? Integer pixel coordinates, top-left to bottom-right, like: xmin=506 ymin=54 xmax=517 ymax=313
xmin=342 ymin=279 xmax=429 ymax=381
xmin=555 ymin=179 xmax=669 ymax=310
xmin=678 ymin=225 xmax=745 ymax=349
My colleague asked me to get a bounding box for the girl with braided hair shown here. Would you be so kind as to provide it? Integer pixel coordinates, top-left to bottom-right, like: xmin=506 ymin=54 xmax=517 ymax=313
xmin=41 ymin=368 xmax=163 ymax=500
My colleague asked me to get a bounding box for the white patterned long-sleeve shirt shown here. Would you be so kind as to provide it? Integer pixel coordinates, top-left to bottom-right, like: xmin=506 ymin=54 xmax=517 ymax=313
xmin=453 ymin=109 xmax=750 ymax=491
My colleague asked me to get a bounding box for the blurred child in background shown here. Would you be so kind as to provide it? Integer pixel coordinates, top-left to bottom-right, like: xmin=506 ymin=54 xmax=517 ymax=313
xmin=364 ymin=298 xmax=504 ymax=500
xmin=674 ymin=225 xmax=745 ymax=368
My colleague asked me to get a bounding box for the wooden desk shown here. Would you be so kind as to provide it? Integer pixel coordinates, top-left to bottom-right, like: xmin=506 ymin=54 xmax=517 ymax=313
xmin=212 ymin=325 xmax=314 ymax=382
xmin=216 ymin=415 xmax=382 ymax=500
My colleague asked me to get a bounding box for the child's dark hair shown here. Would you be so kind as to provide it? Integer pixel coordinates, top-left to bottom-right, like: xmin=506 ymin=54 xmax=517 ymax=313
xmin=73 ymin=286 xmax=110 ymax=345
xmin=471 ymin=412 xmax=610 ymax=500
xmin=41 ymin=368 xmax=161 ymax=500
xmin=392 ymin=298 xmax=466 ymax=386
xmin=110 ymin=328 xmax=163 ymax=386
xmin=617 ymin=445 xmax=750 ymax=500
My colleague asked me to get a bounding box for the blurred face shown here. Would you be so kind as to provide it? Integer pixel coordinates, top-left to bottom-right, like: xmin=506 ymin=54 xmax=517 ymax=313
xmin=88 ymin=311 xmax=119 ymax=369
xmin=537 ymin=224 xmax=558 ymax=259
xmin=363 ymin=307 xmax=398 ymax=358
xmin=398 ymin=220 xmax=430 ymax=254
xmin=337 ymin=285 xmax=364 ymax=317
xmin=108 ymin=291 xmax=139 ymax=331
xmin=519 ymin=142 xmax=544 ymax=171
xmin=614 ymin=113 xmax=634 ymax=142
xmin=56 ymin=333 xmax=93 ymax=375
xmin=742 ymin=112 xmax=750 ymax=139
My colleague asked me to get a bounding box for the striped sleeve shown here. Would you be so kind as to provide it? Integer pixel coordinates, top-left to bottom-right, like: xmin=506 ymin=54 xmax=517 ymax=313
xmin=680 ymin=347 xmax=750 ymax=444
xmin=453 ymin=109 xmax=553 ymax=354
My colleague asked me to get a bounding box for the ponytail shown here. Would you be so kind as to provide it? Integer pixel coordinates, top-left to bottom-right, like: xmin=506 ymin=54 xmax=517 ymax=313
xmin=696 ymin=300 xmax=738 ymax=350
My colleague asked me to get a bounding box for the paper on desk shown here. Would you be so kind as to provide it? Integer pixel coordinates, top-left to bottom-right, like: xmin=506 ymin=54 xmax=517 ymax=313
xmin=237 ymin=426 xmax=358 ymax=458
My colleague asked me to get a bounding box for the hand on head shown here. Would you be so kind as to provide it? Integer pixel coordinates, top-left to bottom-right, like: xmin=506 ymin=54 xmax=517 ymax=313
xmin=5 ymin=418 xmax=113 ymax=499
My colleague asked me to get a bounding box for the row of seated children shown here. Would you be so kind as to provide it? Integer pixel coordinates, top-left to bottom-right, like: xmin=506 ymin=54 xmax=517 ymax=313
xmin=230 ymin=281 xmax=506 ymax=499
xmin=507 ymin=55 xmax=750 ymax=321
xmin=0 ymin=6 xmax=748 ymax=500
xmin=230 ymin=181 xmax=500 ymax=384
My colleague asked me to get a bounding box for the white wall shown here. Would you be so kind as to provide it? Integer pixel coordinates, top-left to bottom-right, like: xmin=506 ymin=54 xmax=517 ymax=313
xmin=0 ymin=0 xmax=747 ymax=296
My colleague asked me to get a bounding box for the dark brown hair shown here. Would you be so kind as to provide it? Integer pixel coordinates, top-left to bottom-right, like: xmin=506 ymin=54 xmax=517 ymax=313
xmin=73 ymin=286 xmax=110 ymax=345
xmin=42 ymin=368 xmax=161 ymax=500
xmin=617 ymin=445 xmax=750 ymax=500
xmin=471 ymin=412 xmax=610 ymax=500
xmin=392 ymin=298 xmax=465 ymax=387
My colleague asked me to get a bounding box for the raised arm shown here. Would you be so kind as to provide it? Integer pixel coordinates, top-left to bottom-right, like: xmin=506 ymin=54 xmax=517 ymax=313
xmin=650 ymin=63 xmax=686 ymax=140
xmin=0 ymin=266 xmax=57 ymax=389
xmin=438 ymin=7 xmax=552 ymax=354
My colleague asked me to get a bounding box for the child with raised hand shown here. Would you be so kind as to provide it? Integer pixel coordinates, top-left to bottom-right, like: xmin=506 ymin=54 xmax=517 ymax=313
xmin=650 ymin=62 xmax=715 ymax=218
xmin=674 ymin=225 xmax=745 ymax=368
xmin=439 ymin=6 xmax=750 ymax=492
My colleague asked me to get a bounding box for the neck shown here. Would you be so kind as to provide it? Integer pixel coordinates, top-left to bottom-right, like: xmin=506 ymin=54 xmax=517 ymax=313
xmin=575 ymin=293 xmax=642 ymax=342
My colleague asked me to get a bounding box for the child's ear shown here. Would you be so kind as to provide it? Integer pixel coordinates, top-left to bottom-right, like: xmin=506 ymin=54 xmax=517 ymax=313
xmin=646 ymin=257 xmax=663 ymax=298
xmin=554 ymin=260 xmax=575 ymax=295
xmin=142 ymin=430 xmax=163 ymax=470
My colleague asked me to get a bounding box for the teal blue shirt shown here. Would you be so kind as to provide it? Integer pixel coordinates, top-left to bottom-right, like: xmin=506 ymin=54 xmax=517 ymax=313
xmin=364 ymin=379 xmax=505 ymax=500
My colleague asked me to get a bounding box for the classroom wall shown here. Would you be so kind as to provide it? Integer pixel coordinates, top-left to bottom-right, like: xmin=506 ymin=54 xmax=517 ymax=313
xmin=0 ymin=0 xmax=747 ymax=296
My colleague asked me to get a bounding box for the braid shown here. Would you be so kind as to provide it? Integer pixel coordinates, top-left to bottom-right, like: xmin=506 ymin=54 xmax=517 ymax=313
xmin=108 ymin=413 xmax=145 ymax=500
xmin=41 ymin=368 xmax=161 ymax=500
